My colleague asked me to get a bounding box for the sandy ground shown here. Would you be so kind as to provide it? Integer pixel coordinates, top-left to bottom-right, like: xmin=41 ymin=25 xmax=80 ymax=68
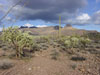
xmin=0 ymin=45 xmax=100 ymax=75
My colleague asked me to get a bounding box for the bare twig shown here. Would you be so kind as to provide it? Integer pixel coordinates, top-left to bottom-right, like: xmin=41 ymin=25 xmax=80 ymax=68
xmin=11 ymin=1 xmax=28 ymax=26
xmin=0 ymin=0 xmax=22 ymax=22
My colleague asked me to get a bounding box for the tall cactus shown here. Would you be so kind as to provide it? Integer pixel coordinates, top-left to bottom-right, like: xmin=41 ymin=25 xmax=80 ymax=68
xmin=58 ymin=16 xmax=61 ymax=38
xmin=2 ymin=26 xmax=35 ymax=58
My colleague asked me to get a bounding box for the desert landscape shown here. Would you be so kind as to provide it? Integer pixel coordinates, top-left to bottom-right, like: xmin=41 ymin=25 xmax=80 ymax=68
xmin=0 ymin=0 xmax=100 ymax=75
xmin=0 ymin=25 xmax=100 ymax=75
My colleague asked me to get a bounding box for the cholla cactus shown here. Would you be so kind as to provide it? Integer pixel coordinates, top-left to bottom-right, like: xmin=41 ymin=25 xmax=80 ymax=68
xmin=70 ymin=37 xmax=80 ymax=47
xmin=80 ymin=37 xmax=91 ymax=47
xmin=63 ymin=35 xmax=91 ymax=48
xmin=2 ymin=26 xmax=35 ymax=58
xmin=64 ymin=40 xmax=71 ymax=48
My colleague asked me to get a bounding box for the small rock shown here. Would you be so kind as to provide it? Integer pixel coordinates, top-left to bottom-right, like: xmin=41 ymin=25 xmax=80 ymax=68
xmin=35 ymin=54 xmax=39 ymax=57
xmin=87 ymin=69 xmax=91 ymax=73
xmin=28 ymin=68 xmax=32 ymax=71
xmin=79 ymin=68 xmax=85 ymax=72
xmin=37 ymin=66 xmax=40 ymax=69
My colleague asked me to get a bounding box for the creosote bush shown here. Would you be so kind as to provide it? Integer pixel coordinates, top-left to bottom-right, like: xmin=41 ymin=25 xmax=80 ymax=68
xmin=1 ymin=27 xmax=35 ymax=58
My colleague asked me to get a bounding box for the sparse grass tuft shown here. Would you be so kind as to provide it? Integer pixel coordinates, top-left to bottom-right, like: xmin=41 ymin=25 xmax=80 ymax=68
xmin=51 ymin=49 xmax=59 ymax=60
xmin=71 ymin=56 xmax=86 ymax=61
xmin=0 ymin=59 xmax=14 ymax=70
xmin=70 ymin=64 xmax=77 ymax=70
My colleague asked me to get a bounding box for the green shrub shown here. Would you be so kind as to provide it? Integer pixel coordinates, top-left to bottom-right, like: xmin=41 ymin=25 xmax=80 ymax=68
xmin=35 ymin=36 xmax=50 ymax=43
xmin=79 ymin=37 xmax=91 ymax=47
xmin=40 ymin=36 xmax=50 ymax=43
xmin=83 ymin=32 xmax=100 ymax=42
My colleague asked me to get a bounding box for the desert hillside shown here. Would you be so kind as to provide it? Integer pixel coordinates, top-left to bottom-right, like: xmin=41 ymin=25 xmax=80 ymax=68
xmin=20 ymin=25 xmax=98 ymax=36
xmin=0 ymin=26 xmax=100 ymax=75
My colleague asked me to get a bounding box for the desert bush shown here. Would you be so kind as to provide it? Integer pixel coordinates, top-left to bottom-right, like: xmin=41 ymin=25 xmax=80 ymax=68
xmin=51 ymin=49 xmax=59 ymax=60
xmin=83 ymin=32 xmax=100 ymax=42
xmin=70 ymin=64 xmax=77 ymax=70
xmin=71 ymin=56 xmax=86 ymax=61
xmin=2 ymin=46 xmax=8 ymax=51
xmin=58 ymin=35 xmax=91 ymax=48
xmin=1 ymin=26 xmax=35 ymax=58
xmin=0 ymin=45 xmax=2 ymax=48
xmin=0 ymin=59 xmax=14 ymax=70
xmin=36 ymin=36 xmax=50 ymax=43
xmin=37 ymin=43 xmax=49 ymax=50
xmin=79 ymin=37 xmax=91 ymax=47
xmin=31 ymin=44 xmax=40 ymax=51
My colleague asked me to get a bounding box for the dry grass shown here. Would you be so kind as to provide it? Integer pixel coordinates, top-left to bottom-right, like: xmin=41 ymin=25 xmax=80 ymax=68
xmin=0 ymin=59 xmax=14 ymax=70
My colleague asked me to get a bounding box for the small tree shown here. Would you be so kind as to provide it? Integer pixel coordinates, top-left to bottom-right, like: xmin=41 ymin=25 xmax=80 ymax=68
xmin=2 ymin=26 xmax=35 ymax=58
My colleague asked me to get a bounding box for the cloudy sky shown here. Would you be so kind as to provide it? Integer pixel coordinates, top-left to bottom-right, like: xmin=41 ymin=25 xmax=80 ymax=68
xmin=0 ymin=0 xmax=100 ymax=31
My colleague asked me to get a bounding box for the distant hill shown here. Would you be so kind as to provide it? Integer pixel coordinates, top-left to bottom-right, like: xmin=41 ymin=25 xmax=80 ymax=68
xmin=20 ymin=26 xmax=37 ymax=28
xmin=20 ymin=25 xmax=98 ymax=36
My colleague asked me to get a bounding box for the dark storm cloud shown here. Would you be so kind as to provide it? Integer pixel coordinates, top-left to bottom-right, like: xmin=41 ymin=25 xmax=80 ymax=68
xmin=11 ymin=0 xmax=87 ymax=22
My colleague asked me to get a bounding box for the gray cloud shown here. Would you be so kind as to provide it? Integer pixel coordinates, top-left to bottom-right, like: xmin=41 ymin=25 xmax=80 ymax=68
xmin=11 ymin=0 xmax=87 ymax=22
xmin=64 ymin=10 xmax=100 ymax=25
xmin=1 ymin=0 xmax=100 ymax=26
xmin=92 ymin=11 xmax=100 ymax=25
xmin=0 ymin=7 xmax=5 ymax=18
xmin=63 ymin=13 xmax=91 ymax=25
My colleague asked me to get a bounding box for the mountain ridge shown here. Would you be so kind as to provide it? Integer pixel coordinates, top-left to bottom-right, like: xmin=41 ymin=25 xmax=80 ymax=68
xmin=20 ymin=25 xmax=98 ymax=36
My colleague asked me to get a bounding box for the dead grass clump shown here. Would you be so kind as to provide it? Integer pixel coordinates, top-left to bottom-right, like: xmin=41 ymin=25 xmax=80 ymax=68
xmin=51 ymin=49 xmax=59 ymax=60
xmin=0 ymin=59 xmax=14 ymax=70
xmin=71 ymin=56 xmax=86 ymax=61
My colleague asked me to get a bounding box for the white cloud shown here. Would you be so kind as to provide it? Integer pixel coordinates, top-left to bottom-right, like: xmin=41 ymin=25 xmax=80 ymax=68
xmin=64 ymin=13 xmax=91 ymax=25
xmin=76 ymin=13 xmax=91 ymax=21
xmin=95 ymin=10 xmax=100 ymax=14
xmin=24 ymin=23 xmax=48 ymax=28
xmin=37 ymin=25 xmax=47 ymax=27
xmin=5 ymin=17 xmax=11 ymax=20
xmin=4 ymin=16 xmax=13 ymax=22
xmin=0 ymin=27 xmax=2 ymax=31
xmin=24 ymin=23 xmax=33 ymax=27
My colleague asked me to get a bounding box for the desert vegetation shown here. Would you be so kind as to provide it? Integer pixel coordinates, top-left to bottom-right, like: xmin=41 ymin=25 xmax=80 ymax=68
xmin=0 ymin=0 xmax=100 ymax=74
xmin=0 ymin=26 xmax=100 ymax=75
xmin=1 ymin=27 xmax=35 ymax=58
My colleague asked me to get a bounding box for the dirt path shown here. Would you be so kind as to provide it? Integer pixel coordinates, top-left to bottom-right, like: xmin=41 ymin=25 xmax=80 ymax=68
xmin=0 ymin=46 xmax=100 ymax=75
xmin=0 ymin=56 xmax=82 ymax=75
xmin=0 ymin=46 xmax=82 ymax=75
